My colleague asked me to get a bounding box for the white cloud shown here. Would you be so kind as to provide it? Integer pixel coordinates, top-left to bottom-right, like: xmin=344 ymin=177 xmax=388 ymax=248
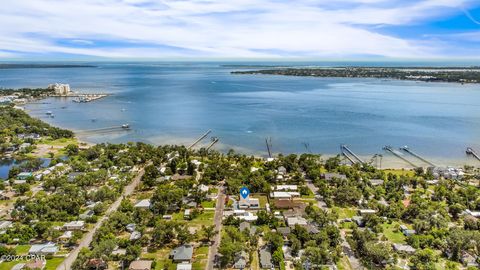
xmin=0 ymin=0 xmax=477 ymax=58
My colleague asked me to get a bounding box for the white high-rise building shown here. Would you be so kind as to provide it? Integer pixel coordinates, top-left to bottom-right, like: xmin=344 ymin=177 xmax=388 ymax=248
xmin=48 ymin=83 xmax=71 ymax=95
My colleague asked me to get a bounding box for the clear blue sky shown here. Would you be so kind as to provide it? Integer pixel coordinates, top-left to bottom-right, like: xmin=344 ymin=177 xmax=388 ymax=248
xmin=1 ymin=0 xmax=480 ymax=60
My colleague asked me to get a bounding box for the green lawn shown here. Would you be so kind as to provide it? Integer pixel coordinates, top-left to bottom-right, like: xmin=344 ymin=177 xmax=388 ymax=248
xmin=251 ymin=194 xmax=268 ymax=208
xmin=201 ymin=200 xmax=215 ymax=208
xmin=40 ymin=137 xmax=78 ymax=146
xmin=383 ymin=169 xmax=414 ymax=177
xmin=142 ymin=248 xmax=174 ymax=270
xmin=251 ymin=250 xmax=260 ymax=270
xmin=45 ymin=257 xmax=64 ymax=270
xmin=337 ymin=255 xmax=353 ymax=270
xmin=0 ymin=260 xmax=25 ymax=270
xmin=190 ymin=211 xmax=215 ymax=226
xmin=382 ymin=222 xmax=406 ymax=244
xmin=340 ymin=221 xmax=354 ymax=230
xmin=192 ymin=246 xmax=209 ymax=270
xmin=0 ymin=257 xmax=63 ymax=270
xmin=14 ymin=245 xmax=30 ymax=255
xmin=172 ymin=212 xmax=184 ymax=221
xmin=333 ymin=207 xmax=357 ymax=219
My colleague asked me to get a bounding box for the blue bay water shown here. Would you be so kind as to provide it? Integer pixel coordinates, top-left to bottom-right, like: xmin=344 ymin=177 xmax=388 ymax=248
xmin=1 ymin=61 xmax=480 ymax=166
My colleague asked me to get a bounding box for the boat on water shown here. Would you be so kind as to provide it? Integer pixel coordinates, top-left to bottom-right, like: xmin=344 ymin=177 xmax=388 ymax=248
xmin=122 ymin=124 xmax=130 ymax=129
xmin=46 ymin=111 xmax=52 ymax=115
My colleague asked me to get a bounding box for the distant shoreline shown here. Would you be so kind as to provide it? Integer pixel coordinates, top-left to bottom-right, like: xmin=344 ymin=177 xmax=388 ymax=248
xmin=232 ymin=66 xmax=480 ymax=84
xmin=0 ymin=64 xmax=97 ymax=69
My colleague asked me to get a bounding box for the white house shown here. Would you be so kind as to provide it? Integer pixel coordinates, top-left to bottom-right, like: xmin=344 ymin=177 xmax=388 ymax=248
xmin=238 ymin=198 xmax=260 ymax=209
xmin=63 ymin=221 xmax=85 ymax=231
xmin=134 ymin=199 xmax=151 ymax=209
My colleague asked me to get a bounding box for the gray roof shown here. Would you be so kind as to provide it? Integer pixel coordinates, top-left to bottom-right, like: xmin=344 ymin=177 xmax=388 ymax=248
xmin=233 ymin=251 xmax=249 ymax=268
xmin=277 ymin=227 xmax=291 ymax=236
xmin=239 ymin=221 xmax=250 ymax=231
xmin=170 ymin=245 xmax=193 ymax=261
xmin=29 ymin=242 xmax=58 ymax=254
xmin=68 ymin=172 xmax=84 ymax=182
xmin=322 ymin=173 xmax=347 ymax=180
xmin=259 ymin=246 xmax=273 ymax=268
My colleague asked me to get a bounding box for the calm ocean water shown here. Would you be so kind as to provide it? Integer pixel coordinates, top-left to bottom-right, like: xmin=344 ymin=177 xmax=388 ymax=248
xmin=1 ymin=61 xmax=480 ymax=166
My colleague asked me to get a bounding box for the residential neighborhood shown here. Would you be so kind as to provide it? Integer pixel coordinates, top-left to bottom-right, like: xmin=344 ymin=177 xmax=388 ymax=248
xmin=0 ymin=101 xmax=479 ymax=270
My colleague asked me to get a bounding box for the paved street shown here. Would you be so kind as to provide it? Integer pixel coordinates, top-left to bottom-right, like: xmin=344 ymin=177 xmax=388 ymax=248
xmin=56 ymin=166 xmax=146 ymax=270
xmin=206 ymin=184 xmax=225 ymax=270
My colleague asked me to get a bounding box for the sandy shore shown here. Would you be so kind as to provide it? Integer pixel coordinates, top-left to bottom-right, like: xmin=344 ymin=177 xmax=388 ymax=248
xmin=73 ymin=133 xmax=478 ymax=170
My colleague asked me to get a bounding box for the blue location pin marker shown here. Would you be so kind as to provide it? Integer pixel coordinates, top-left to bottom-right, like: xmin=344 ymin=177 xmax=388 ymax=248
xmin=240 ymin=187 xmax=250 ymax=199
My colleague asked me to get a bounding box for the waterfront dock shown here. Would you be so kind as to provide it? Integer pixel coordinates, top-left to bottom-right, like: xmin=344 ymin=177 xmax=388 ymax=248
xmin=75 ymin=124 xmax=131 ymax=135
xmin=383 ymin=145 xmax=418 ymax=167
xmin=400 ymin=146 xmax=435 ymax=166
xmin=466 ymin=147 xmax=480 ymax=162
xmin=51 ymin=93 xmax=110 ymax=103
xmin=188 ymin=130 xmax=212 ymax=149
xmin=340 ymin=144 xmax=365 ymax=165
xmin=206 ymin=137 xmax=219 ymax=151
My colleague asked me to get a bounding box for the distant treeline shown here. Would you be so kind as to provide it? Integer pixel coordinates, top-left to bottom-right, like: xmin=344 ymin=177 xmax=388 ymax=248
xmin=0 ymin=88 xmax=54 ymax=98
xmin=0 ymin=64 xmax=96 ymax=69
xmin=0 ymin=106 xmax=73 ymax=139
xmin=232 ymin=67 xmax=480 ymax=83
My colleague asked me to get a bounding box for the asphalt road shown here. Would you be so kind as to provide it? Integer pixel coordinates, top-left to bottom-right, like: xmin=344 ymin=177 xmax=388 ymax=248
xmin=56 ymin=166 xmax=146 ymax=270
xmin=206 ymin=184 xmax=225 ymax=270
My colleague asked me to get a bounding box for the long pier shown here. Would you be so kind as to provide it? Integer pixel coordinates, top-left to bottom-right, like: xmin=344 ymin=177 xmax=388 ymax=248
xmin=341 ymin=152 xmax=357 ymax=165
xmin=466 ymin=147 xmax=480 ymax=161
xmin=340 ymin=145 xmax=365 ymax=165
xmin=383 ymin=146 xmax=418 ymax=167
xmin=76 ymin=125 xmax=131 ymax=135
xmin=188 ymin=130 xmax=212 ymax=149
xmin=400 ymin=146 xmax=435 ymax=166
xmin=206 ymin=137 xmax=219 ymax=151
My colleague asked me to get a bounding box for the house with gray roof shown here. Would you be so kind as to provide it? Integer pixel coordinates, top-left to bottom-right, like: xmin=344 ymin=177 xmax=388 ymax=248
xmin=170 ymin=244 xmax=194 ymax=262
xmin=321 ymin=173 xmax=347 ymax=181
xmin=392 ymin=243 xmax=416 ymax=254
xmin=259 ymin=246 xmax=273 ymax=269
xmin=233 ymin=250 xmax=249 ymax=269
xmin=29 ymin=242 xmax=58 ymax=255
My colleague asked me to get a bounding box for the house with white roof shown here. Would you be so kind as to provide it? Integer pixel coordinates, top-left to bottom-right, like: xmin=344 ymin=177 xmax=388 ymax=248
xmin=286 ymin=216 xmax=308 ymax=227
xmin=134 ymin=199 xmax=151 ymax=209
xmin=276 ymin=185 xmax=298 ymax=191
xmin=63 ymin=221 xmax=85 ymax=231
xmin=238 ymin=197 xmax=260 ymax=209
xmin=270 ymin=191 xmax=300 ymax=199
